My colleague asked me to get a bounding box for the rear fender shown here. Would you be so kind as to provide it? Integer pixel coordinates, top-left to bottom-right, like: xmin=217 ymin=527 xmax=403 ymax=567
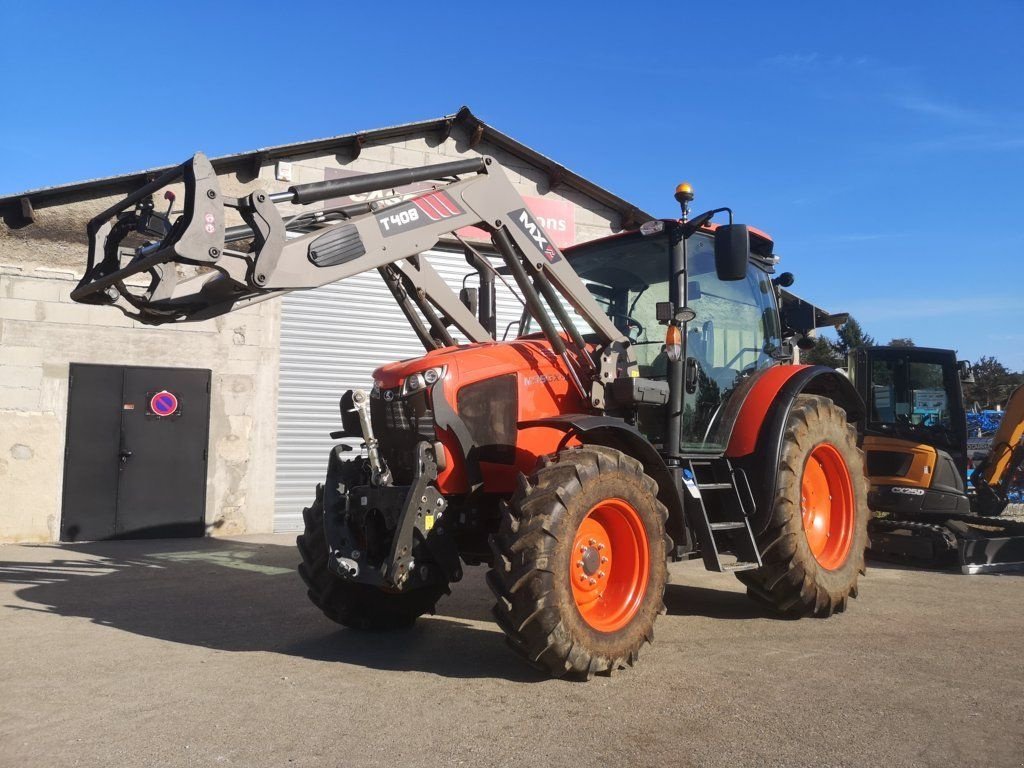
xmin=726 ymin=365 xmax=865 ymax=534
xmin=519 ymin=415 xmax=687 ymax=553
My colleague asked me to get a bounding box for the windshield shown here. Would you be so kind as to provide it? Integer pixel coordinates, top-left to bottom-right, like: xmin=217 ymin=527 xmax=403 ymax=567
xmin=869 ymin=356 xmax=953 ymax=431
xmin=522 ymin=229 xmax=783 ymax=454
xmin=550 ymin=232 xmax=672 ymax=370
xmin=527 ymin=232 xmax=781 ymax=377
xmin=684 ymin=235 xmax=782 ymax=386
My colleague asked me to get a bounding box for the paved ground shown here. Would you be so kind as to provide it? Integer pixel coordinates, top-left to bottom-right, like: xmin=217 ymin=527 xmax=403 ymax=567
xmin=1 ymin=535 xmax=1021 ymax=768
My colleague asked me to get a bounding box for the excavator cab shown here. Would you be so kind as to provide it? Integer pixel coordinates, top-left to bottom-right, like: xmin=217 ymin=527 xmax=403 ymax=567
xmin=851 ymin=346 xmax=971 ymax=515
xmin=852 ymin=346 xmax=1024 ymax=572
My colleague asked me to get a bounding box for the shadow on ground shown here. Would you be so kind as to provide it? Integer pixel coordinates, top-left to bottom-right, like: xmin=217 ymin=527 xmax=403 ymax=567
xmin=0 ymin=537 xmax=845 ymax=679
xmin=0 ymin=538 xmax=548 ymax=681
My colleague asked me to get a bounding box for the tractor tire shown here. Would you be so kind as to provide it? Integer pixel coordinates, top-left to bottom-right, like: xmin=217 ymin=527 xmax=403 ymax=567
xmin=487 ymin=446 xmax=669 ymax=679
xmin=296 ymin=485 xmax=447 ymax=630
xmin=737 ymin=395 xmax=869 ymax=617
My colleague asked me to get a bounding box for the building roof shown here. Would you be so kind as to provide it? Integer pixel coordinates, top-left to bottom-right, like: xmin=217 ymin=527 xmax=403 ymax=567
xmin=0 ymin=107 xmax=653 ymax=227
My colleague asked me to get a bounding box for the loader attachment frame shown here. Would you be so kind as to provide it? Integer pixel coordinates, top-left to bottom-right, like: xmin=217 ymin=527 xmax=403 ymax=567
xmin=72 ymin=152 xmax=636 ymax=407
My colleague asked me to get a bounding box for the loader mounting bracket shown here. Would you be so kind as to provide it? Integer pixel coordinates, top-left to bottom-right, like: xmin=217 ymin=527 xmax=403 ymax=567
xmin=324 ymin=441 xmax=461 ymax=590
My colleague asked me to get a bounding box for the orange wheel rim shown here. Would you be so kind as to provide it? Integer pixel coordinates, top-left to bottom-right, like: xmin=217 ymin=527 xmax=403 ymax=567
xmin=570 ymin=498 xmax=649 ymax=633
xmin=801 ymin=443 xmax=855 ymax=570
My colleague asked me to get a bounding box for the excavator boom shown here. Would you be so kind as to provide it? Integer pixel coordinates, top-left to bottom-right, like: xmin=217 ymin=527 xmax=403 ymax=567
xmin=973 ymin=383 xmax=1024 ymax=512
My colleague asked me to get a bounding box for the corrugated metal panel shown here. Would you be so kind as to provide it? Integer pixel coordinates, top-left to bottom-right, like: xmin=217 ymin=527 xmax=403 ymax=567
xmin=273 ymin=249 xmax=523 ymax=531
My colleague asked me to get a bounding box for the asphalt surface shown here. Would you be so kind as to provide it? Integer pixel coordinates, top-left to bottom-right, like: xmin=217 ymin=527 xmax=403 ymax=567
xmin=1 ymin=535 xmax=1022 ymax=768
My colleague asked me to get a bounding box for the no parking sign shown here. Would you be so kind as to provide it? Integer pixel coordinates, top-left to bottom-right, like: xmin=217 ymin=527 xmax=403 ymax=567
xmin=148 ymin=390 xmax=180 ymax=418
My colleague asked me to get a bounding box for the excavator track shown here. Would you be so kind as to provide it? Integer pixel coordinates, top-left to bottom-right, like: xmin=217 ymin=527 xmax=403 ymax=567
xmin=868 ymin=514 xmax=1024 ymax=574
xmin=868 ymin=517 xmax=959 ymax=568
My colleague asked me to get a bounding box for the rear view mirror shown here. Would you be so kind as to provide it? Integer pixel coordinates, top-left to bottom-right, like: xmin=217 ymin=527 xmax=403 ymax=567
xmin=714 ymin=224 xmax=750 ymax=281
xmin=459 ymin=286 xmax=478 ymax=315
xmin=773 ymin=271 xmax=795 ymax=288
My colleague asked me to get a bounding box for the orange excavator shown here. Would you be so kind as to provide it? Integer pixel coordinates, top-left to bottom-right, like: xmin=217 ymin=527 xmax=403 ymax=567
xmin=850 ymin=346 xmax=1024 ymax=573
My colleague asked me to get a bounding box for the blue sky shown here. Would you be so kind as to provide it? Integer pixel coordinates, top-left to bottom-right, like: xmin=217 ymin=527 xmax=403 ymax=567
xmin=2 ymin=1 xmax=1021 ymax=368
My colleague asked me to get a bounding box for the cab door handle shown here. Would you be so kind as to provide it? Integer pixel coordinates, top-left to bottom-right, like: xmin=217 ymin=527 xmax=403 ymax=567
xmin=685 ymin=358 xmax=699 ymax=394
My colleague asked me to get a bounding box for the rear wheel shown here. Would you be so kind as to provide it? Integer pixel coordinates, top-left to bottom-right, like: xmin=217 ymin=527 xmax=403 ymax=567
xmin=297 ymin=486 xmax=447 ymax=630
xmin=738 ymin=395 xmax=869 ymax=617
xmin=487 ymin=446 xmax=669 ymax=678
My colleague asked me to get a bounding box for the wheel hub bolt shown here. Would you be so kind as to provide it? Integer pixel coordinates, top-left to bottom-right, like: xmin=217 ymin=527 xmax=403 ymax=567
xmin=588 ymin=578 xmax=596 ymax=585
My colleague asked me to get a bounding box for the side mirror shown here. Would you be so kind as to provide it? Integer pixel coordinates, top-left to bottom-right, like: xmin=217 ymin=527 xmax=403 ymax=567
xmin=958 ymin=360 xmax=975 ymax=383
xmin=773 ymin=271 xmax=795 ymax=288
xmin=459 ymin=286 xmax=478 ymax=315
xmin=713 ymin=224 xmax=750 ymax=281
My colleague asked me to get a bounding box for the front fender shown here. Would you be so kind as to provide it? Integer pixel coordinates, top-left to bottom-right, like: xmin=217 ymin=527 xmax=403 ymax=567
xmin=519 ymin=414 xmax=686 ymax=553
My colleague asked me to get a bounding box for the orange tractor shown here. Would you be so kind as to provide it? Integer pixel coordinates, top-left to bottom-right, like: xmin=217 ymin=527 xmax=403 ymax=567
xmin=73 ymin=153 xmax=870 ymax=677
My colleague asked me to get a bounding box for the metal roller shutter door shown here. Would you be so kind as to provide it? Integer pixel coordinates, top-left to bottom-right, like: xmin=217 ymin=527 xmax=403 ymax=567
xmin=273 ymin=248 xmax=522 ymax=531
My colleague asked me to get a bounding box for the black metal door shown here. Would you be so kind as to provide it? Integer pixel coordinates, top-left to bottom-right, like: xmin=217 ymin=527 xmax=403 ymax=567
xmin=61 ymin=364 xmax=211 ymax=541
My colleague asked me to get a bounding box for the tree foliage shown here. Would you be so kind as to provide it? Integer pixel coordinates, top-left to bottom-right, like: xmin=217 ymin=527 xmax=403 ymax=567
xmin=834 ymin=317 xmax=875 ymax=358
xmin=800 ymin=316 xmax=873 ymax=369
xmin=888 ymin=337 xmax=915 ymax=347
xmin=963 ymin=356 xmax=1024 ymax=408
xmin=802 ymin=336 xmax=844 ymax=368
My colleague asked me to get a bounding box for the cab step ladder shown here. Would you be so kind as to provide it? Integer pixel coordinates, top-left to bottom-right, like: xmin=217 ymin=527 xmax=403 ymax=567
xmin=683 ymin=458 xmax=763 ymax=573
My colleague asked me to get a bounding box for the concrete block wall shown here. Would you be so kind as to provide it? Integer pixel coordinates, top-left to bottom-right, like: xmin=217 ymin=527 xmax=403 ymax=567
xmin=0 ymin=266 xmax=280 ymax=542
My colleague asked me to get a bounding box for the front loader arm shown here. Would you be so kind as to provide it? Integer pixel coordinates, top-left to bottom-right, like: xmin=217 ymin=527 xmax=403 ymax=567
xmin=72 ymin=152 xmax=635 ymax=407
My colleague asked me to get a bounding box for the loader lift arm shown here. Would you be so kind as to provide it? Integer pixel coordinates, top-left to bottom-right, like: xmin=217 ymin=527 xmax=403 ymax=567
xmin=71 ymin=153 xmax=635 ymax=408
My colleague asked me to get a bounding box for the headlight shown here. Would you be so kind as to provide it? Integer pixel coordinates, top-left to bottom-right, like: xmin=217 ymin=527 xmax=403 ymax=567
xmin=401 ymin=366 xmax=445 ymax=397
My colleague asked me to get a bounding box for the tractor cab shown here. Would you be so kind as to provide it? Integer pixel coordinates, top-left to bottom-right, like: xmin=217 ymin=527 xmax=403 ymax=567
xmin=532 ymin=215 xmax=784 ymax=455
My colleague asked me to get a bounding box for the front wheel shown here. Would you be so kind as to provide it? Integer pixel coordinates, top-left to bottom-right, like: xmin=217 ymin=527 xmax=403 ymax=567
xmin=487 ymin=446 xmax=669 ymax=679
xmin=738 ymin=395 xmax=870 ymax=617
xmin=296 ymin=486 xmax=448 ymax=630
